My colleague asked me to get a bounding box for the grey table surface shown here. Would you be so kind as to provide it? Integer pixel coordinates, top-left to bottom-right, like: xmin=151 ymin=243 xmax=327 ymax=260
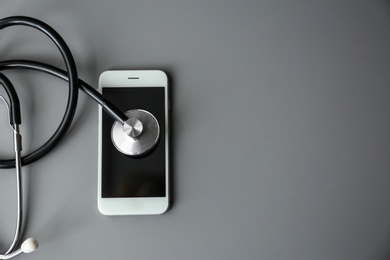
xmin=1 ymin=1 xmax=390 ymax=259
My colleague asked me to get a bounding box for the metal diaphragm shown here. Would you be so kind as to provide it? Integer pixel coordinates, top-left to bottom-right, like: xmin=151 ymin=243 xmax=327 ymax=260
xmin=111 ymin=109 xmax=160 ymax=156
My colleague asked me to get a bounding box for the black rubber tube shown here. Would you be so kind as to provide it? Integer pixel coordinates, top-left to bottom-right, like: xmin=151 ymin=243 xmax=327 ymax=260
xmin=0 ymin=73 xmax=21 ymax=125
xmin=0 ymin=59 xmax=128 ymax=125
xmin=0 ymin=16 xmax=79 ymax=169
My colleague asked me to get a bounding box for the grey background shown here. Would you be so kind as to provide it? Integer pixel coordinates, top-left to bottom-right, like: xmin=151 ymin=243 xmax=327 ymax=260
xmin=1 ymin=0 xmax=390 ymax=259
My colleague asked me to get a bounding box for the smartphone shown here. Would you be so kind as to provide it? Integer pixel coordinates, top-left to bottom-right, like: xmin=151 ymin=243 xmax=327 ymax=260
xmin=98 ymin=70 xmax=169 ymax=215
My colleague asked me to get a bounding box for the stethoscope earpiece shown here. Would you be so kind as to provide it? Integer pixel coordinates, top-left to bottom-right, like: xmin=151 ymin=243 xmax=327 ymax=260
xmin=0 ymin=238 xmax=38 ymax=259
xmin=20 ymin=238 xmax=39 ymax=254
xmin=0 ymin=74 xmax=37 ymax=260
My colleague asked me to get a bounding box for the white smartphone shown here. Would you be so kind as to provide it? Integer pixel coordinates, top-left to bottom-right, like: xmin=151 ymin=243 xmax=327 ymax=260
xmin=98 ymin=70 xmax=169 ymax=215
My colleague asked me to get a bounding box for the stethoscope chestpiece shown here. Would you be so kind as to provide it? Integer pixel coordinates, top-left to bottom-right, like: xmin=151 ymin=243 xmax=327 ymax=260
xmin=111 ymin=109 xmax=160 ymax=156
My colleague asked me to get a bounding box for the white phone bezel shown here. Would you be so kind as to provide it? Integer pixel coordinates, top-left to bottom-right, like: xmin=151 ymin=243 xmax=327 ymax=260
xmin=98 ymin=70 xmax=169 ymax=215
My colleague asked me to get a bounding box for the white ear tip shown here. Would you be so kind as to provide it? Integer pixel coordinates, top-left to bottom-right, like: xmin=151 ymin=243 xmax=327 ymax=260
xmin=21 ymin=238 xmax=39 ymax=253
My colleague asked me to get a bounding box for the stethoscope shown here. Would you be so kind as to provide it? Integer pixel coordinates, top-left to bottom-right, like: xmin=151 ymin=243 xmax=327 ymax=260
xmin=0 ymin=16 xmax=160 ymax=259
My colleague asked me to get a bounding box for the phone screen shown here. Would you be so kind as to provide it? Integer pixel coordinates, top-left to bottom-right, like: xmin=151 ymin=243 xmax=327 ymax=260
xmin=101 ymin=87 xmax=166 ymax=198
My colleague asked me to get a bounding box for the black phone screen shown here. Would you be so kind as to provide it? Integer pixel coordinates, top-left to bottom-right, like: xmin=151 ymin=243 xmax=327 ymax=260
xmin=101 ymin=87 xmax=166 ymax=198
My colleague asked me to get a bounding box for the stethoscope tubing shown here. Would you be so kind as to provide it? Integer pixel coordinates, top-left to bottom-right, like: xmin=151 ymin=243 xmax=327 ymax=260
xmin=0 ymin=73 xmax=21 ymax=125
xmin=0 ymin=16 xmax=79 ymax=169
xmin=0 ymin=59 xmax=128 ymax=126
xmin=0 ymin=17 xmax=127 ymax=169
